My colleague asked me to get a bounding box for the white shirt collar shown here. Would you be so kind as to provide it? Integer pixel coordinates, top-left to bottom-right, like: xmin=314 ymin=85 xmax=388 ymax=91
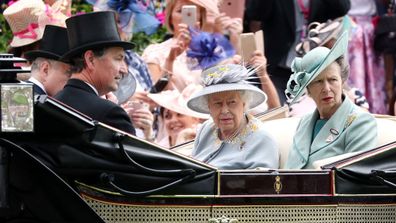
xmin=28 ymin=77 xmax=47 ymax=94
xmin=83 ymin=81 xmax=99 ymax=96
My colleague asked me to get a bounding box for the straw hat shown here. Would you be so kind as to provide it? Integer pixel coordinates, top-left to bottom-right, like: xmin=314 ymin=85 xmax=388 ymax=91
xmin=285 ymin=31 xmax=349 ymax=105
xmin=148 ymin=84 xmax=210 ymax=119
xmin=187 ymin=64 xmax=267 ymax=114
xmin=3 ymin=0 xmax=46 ymax=47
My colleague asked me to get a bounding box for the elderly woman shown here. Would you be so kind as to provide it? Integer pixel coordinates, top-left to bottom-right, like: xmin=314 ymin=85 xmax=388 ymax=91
xmin=284 ymin=32 xmax=378 ymax=169
xmin=187 ymin=64 xmax=279 ymax=170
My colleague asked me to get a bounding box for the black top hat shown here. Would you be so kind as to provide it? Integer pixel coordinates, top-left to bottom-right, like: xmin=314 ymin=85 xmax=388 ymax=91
xmin=24 ymin=25 xmax=69 ymax=61
xmin=61 ymin=11 xmax=134 ymax=62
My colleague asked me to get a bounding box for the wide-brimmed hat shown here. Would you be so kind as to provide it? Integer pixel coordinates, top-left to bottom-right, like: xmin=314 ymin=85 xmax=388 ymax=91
xmin=187 ymin=64 xmax=267 ymax=114
xmin=285 ymin=31 xmax=349 ymax=105
xmin=3 ymin=0 xmax=46 ymax=48
xmin=87 ymin=0 xmax=161 ymax=35
xmin=24 ymin=25 xmax=69 ymax=61
xmin=61 ymin=11 xmax=134 ymax=62
xmin=148 ymin=84 xmax=209 ymax=119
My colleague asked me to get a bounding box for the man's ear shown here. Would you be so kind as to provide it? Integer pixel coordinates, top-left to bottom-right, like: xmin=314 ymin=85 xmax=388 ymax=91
xmin=40 ymin=60 xmax=50 ymax=78
xmin=84 ymin=50 xmax=95 ymax=70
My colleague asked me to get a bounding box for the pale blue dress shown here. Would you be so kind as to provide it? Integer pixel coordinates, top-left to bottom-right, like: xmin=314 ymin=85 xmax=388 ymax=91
xmin=192 ymin=114 xmax=279 ymax=170
xmin=286 ymin=95 xmax=378 ymax=169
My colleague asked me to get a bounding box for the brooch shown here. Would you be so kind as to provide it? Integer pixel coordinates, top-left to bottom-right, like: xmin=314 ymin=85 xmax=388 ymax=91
xmin=345 ymin=114 xmax=357 ymax=129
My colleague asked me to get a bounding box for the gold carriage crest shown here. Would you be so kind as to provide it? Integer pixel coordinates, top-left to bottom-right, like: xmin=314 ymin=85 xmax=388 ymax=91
xmin=273 ymin=176 xmax=282 ymax=194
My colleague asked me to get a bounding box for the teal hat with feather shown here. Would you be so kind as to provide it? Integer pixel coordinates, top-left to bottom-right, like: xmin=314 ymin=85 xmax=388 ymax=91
xmin=285 ymin=31 xmax=349 ymax=105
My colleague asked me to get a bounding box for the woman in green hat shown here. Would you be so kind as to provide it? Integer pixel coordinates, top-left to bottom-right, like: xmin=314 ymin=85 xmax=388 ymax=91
xmin=284 ymin=32 xmax=378 ymax=169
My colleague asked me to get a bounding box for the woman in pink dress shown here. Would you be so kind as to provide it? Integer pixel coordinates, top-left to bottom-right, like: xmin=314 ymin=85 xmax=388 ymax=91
xmin=348 ymin=0 xmax=387 ymax=114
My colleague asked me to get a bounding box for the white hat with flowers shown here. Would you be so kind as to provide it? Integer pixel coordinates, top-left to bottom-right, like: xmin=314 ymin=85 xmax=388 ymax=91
xmin=187 ymin=63 xmax=267 ymax=114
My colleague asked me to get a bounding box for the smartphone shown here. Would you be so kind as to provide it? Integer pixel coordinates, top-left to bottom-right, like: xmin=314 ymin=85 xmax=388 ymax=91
xmin=126 ymin=101 xmax=149 ymax=110
xmin=149 ymin=74 xmax=169 ymax=93
xmin=181 ymin=5 xmax=197 ymax=27
xmin=240 ymin=33 xmax=257 ymax=62
xmin=219 ymin=0 xmax=245 ymax=19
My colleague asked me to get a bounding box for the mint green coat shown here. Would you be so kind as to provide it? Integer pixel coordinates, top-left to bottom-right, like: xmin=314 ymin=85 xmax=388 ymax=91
xmin=285 ymin=96 xmax=378 ymax=169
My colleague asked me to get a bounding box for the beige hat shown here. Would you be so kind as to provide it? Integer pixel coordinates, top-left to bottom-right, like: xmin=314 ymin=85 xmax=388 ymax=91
xmin=38 ymin=0 xmax=71 ymax=29
xmin=3 ymin=0 xmax=46 ymax=47
xmin=148 ymin=84 xmax=210 ymax=120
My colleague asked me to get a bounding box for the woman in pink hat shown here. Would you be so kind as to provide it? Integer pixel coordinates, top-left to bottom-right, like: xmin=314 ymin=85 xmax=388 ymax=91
xmin=3 ymin=0 xmax=46 ymax=58
xmin=148 ymin=84 xmax=209 ymax=148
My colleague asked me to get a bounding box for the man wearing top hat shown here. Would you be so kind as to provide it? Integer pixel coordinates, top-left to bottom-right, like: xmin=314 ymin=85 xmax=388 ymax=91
xmin=55 ymin=11 xmax=136 ymax=135
xmin=24 ymin=25 xmax=71 ymax=96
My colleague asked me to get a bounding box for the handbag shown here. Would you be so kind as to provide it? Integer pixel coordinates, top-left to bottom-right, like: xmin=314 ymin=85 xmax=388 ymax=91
xmin=374 ymin=0 xmax=396 ymax=54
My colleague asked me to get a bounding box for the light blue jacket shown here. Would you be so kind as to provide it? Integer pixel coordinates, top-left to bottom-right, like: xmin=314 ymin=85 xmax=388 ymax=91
xmin=286 ymin=96 xmax=378 ymax=169
xmin=192 ymin=114 xmax=279 ymax=170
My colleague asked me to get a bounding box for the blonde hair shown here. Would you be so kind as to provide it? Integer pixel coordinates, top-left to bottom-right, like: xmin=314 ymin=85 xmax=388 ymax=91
xmin=165 ymin=0 xmax=207 ymax=34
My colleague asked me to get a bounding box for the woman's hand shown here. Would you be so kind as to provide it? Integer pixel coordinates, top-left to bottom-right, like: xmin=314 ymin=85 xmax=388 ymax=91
xmin=248 ymin=50 xmax=281 ymax=108
xmin=164 ymin=24 xmax=191 ymax=73
xmin=175 ymin=127 xmax=197 ymax=145
xmin=122 ymin=101 xmax=155 ymax=141
xmin=168 ymin=24 xmax=191 ymax=60
xmin=102 ymin=92 xmax=119 ymax=104
xmin=214 ymin=13 xmax=242 ymax=52
xmin=214 ymin=13 xmax=242 ymax=35
xmin=131 ymin=91 xmax=157 ymax=110
xmin=248 ymin=50 xmax=268 ymax=80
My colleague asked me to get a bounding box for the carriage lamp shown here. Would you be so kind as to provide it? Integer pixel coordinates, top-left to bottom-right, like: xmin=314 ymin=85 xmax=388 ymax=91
xmin=0 ymin=54 xmax=33 ymax=132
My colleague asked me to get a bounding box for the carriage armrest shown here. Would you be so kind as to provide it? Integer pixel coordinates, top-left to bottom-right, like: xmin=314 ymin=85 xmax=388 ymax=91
xmin=312 ymin=152 xmax=360 ymax=169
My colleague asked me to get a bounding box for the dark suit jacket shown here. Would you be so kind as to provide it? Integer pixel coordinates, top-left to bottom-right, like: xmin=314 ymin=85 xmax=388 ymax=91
xmin=54 ymin=79 xmax=136 ymax=135
xmin=246 ymin=0 xmax=351 ymax=75
xmin=26 ymin=80 xmax=46 ymax=95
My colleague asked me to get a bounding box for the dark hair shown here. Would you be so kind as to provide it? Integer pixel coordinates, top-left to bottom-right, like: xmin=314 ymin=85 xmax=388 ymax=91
xmin=69 ymin=48 xmax=107 ymax=73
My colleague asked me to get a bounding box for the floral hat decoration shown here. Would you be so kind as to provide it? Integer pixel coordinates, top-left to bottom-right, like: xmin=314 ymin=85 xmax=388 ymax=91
xmin=186 ymin=28 xmax=235 ymax=70
xmin=187 ymin=63 xmax=267 ymax=114
xmin=87 ymin=0 xmax=160 ymax=35
xmin=38 ymin=0 xmax=71 ymax=29
xmin=285 ymin=31 xmax=349 ymax=105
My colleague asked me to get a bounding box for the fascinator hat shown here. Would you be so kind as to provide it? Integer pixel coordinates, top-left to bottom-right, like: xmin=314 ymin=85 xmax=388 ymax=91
xmin=285 ymin=31 xmax=349 ymax=105
xmin=187 ymin=29 xmax=235 ymax=70
xmin=87 ymin=0 xmax=160 ymax=35
xmin=187 ymin=64 xmax=267 ymax=114
xmin=296 ymin=16 xmax=351 ymax=56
